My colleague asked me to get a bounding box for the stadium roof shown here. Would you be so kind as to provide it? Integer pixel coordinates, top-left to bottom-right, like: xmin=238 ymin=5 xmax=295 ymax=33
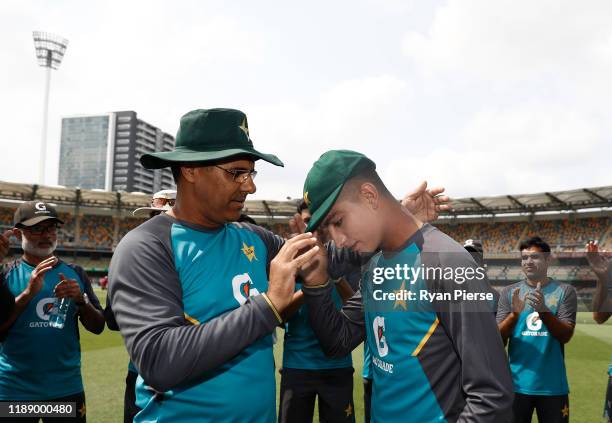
xmin=446 ymin=185 xmax=612 ymax=216
xmin=0 ymin=181 xmax=610 ymax=219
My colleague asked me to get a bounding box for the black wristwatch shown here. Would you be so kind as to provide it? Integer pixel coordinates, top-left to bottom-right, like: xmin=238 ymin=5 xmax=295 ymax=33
xmin=75 ymin=293 xmax=90 ymax=307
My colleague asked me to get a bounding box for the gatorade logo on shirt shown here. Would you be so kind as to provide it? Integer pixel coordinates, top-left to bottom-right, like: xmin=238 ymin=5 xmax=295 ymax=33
xmin=522 ymin=311 xmax=547 ymax=336
xmin=373 ymin=316 xmax=388 ymax=357
xmin=32 ymin=297 xmax=56 ymax=326
xmin=372 ymin=315 xmax=394 ymax=374
xmin=231 ymin=273 xmax=260 ymax=305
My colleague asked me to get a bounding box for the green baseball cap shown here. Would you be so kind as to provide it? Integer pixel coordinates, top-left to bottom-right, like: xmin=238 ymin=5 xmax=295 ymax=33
xmin=303 ymin=150 xmax=375 ymax=232
xmin=140 ymin=108 xmax=284 ymax=169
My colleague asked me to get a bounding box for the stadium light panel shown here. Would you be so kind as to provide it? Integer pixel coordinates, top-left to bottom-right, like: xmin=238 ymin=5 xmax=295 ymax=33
xmin=32 ymin=31 xmax=69 ymax=70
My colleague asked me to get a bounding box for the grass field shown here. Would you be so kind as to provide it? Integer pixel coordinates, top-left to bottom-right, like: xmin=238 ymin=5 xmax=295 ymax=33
xmin=81 ymin=289 xmax=611 ymax=422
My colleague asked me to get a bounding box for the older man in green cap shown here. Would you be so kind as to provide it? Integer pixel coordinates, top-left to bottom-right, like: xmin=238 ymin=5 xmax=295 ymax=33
xmin=109 ymin=110 xmax=445 ymax=423
xmin=298 ymin=150 xmax=514 ymax=423
xmin=109 ymin=108 xmax=326 ymax=423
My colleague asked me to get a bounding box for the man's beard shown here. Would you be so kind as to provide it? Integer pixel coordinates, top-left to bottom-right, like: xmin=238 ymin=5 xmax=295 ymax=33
xmin=21 ymin=237 xmax=57 ymax=257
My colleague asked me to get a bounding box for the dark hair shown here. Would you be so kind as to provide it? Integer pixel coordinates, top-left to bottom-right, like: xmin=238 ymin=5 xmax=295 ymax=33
xmin=346 ymin=166 xmax=392 ymax=199
xmin=297 ymin=200 xmax=309 ymax=214
xmin=171 ymin=165 xmax=181 ymax=184
xmin=237 ymin=214 xmax=257 ymax=225
xmin=170 ymin=162 xmax=207 ymax=185
xmin=519 ymin=236 xmax=551 ymax=253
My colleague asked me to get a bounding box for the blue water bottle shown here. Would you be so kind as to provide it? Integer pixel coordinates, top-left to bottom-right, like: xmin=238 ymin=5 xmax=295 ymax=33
xmin=49 ymin=298 xmax=71 ymax=329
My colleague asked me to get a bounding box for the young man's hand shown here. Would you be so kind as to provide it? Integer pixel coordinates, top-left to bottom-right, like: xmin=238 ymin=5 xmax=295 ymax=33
xmin=511 ymin=288 xmax=526 ymax=315
xmin=289 ymin=213 xmax=330 ymax=286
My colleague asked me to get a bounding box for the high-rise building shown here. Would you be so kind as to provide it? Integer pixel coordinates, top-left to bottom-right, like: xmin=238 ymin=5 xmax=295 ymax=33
xmin=58 ymin=111 xmax=175 ymax=193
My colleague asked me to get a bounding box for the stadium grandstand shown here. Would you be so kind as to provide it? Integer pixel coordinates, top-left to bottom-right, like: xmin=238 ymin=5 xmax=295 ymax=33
xmin=0 ymin=181 xmax=610 ymax=308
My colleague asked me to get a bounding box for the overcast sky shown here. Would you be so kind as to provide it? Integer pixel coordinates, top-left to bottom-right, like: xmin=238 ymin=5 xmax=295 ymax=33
xmin=1 ymin=0 xmax=610 ymax=200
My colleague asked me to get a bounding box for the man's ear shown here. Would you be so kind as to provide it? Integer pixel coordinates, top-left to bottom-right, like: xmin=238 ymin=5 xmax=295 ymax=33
xmin=12 ymin=228 xmax=22 ymax=240
xmin=360 ymin=182 xmax=379 ymax=209
xmin=180 ymin=166 xmax=197 ymax=183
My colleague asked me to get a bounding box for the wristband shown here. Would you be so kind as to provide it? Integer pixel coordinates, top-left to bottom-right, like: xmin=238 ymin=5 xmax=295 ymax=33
xmin=261 ymin=293 xmax=283 ymax=325
xmin=303 ymin=279 xmax=331 ymax=289
xmin=75 ymin=293 xmax=90 ymax=307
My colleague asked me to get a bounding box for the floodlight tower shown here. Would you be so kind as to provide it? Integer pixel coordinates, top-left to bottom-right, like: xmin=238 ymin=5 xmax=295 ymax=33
xmin=32 ymin=31 xmax=69 ymax=185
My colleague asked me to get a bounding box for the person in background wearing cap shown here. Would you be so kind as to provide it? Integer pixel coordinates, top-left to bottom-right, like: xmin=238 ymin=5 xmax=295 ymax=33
xmin=105 ymin=189 xmax=176 ymax=423
xmin=295 ymin=149 xmax=513 ymax=423
xmin=132 ymin=189 xmax=176 ymax=219
xmin=585 ymin=240 xmax=612 ymax=422
xmin=497 ymin=236 xmax=577 ymax=423
xmin=108 ymin=109 xmax=446 ymax=423
xmin=0 ymin=201 xmax=105 ymax=422
xmin=463 ymin=238 xmax=499 ymax=314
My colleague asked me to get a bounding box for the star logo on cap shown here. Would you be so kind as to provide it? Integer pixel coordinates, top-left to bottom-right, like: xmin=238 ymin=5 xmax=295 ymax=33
xmin=304 ymin=192 xmax=311 ymax=207
xmin=239 ymin=118 xmax=249 ymax=136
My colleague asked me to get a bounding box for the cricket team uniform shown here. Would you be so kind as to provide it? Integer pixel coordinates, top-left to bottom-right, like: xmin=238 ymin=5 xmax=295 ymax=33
xmin=108 ymin=213 xmax=359 ymax=423
xmin=362 ymin=342 xmax=373 ymax=423
xmin=497 ymin=280 xmax=577 ymax=423
xmin=103 ymin=301 xmax=141 ymax=423
xmin=302 ymin=224 xmax=514 ymax=423
xmin=279 ymin=282 xmax=355 ymax=423
xmin=0 ymin=259 xmax=102 ymax=422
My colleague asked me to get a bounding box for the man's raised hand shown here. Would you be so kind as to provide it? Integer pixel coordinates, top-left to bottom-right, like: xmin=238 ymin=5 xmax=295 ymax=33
xmin=586 ymin=241 xmax=611 ymax=279
xmin=267 ymin=233 xmax=320 ymax=312
xmin=54 ymin=273 xmax=83 ymax=302
xmin=401 ymin=181 xmax=451 ymax=223
xmin=511 ymin=288 xmax=526 ymax=315
xmin=526 ymin=282 xmax=549 ymax=313
xmin=288 ymin=213 xmax=307 ymax=238
xmin=24 ymin=256 xmax=58 ymax=299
